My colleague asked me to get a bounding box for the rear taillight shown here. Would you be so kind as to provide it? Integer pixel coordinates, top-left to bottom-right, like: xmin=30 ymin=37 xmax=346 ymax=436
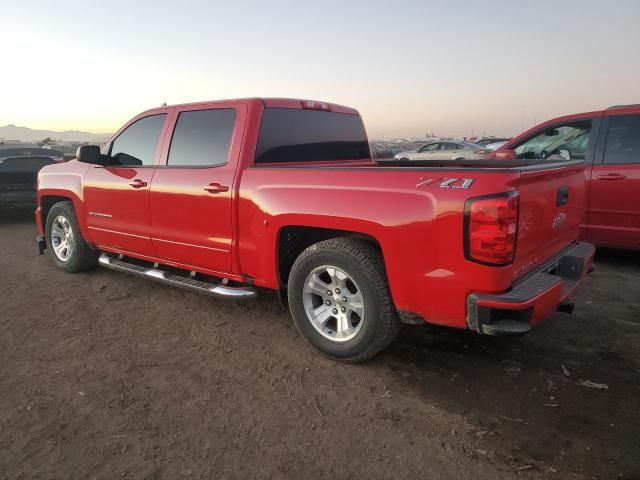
xmin=464 ymin=192 xmax=519 ymax=266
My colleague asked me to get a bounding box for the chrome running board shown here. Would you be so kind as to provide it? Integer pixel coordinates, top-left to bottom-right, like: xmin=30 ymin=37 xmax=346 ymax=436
xmin=98 ymin=253 xmax=256 ymax=300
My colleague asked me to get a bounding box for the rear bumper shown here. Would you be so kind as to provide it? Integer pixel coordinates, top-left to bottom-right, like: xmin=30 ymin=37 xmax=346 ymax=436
xmin=467 ymin=242 xmax=596 ymax=336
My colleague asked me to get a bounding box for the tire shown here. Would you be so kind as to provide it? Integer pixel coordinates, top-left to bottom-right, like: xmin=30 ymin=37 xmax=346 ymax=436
xmin=45 ymin=201 xmax=98 ymax=272
xmin=399 ymin=157 xmax=410 ymax=162
xmin=288 ymin=237 xmax=400 ymax=363
xmin=455 ymin=157 xmax=466 ymax=161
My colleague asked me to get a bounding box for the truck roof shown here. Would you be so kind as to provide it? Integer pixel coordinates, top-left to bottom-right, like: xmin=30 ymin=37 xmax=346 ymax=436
xmin=138 ymin=98 xmax=360 ymax=116
xmin=539 ymin=103 xmax=640 ymax=127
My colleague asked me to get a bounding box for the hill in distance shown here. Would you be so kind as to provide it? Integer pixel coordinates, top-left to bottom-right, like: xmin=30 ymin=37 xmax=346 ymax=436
xmin=0 ymin=124 xmax=112 ymax=143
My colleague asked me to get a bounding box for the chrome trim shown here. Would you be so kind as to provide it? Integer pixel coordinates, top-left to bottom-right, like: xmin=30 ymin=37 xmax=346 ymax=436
xmin=97 ymin=253 xmax=256 ymax=300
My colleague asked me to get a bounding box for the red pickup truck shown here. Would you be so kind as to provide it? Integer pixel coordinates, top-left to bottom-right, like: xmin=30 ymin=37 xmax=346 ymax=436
xmin=35 ymin=98 xmax=595 ymax=362
xmin=489 ymin=104 xmax=640 ymax=250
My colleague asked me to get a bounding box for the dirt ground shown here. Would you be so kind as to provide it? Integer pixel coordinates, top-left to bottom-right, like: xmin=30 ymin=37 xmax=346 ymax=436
xmin=1 ymin=209 xmax=639 ymax=480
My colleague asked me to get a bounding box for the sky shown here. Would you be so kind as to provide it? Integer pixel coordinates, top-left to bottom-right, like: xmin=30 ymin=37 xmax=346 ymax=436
xmin=1 ymin=0 xmax=639 ymax=139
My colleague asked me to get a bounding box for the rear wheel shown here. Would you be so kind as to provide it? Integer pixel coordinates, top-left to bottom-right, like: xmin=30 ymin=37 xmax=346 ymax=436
xmin=45 ymin=201 xmax=98 ymax=272
xmin=288 ymin=238 xmax=400 ymax=362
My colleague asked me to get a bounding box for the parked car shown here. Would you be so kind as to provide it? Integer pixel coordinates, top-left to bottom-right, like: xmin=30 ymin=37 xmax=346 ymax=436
xmin=484 ymin=140 xmax=509 ymax=151
xmin=393 ymin=140 xmax=486 ymax=161
xmin=369 ymin=142 xmax=394 ymax=160
xmin=474 ymin=137 xmax=511 ymax=148
xmin=489 ymin=104 xmax=640 ymax=249
xmin=0 ymin=144 xmax=64 ymax=209
xmin=36 ymin=98 xmax=594 ymax=362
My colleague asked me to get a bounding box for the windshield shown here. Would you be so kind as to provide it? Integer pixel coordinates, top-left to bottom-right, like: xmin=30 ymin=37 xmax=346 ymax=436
xmin=514 ymin=121 xmax=592 ymax=160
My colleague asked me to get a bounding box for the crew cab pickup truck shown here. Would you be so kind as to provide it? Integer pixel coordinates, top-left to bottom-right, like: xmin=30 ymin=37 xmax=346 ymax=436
xmin=489 ymin=104 xmax=640 ymax=250
xmin=35 ymin=98 xmax=595 ymax=362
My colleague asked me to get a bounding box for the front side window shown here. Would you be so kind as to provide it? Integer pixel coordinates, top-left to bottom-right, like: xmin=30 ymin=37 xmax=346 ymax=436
xmin=110 ymin=114 xmax=166 ymax=166
xmin=513 ymin=121 xmax=592 ymax=160
xmin=603 ymin=115 xmax=640 ymax=165
xmin=420 ymin=143 xmax=439 ymax=152
xmin=255 ymin=108 xmax=370 ymax=164
xmin=167 ymin=109 xmax=236 ymax=167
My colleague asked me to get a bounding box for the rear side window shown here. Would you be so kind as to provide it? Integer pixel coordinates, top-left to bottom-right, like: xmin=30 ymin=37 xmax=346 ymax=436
xmin=110 ymin=114 xmax=166 ymax=166
xmin=168 ymin=109 xmax=236 ymax=167
xmin=603 ymin=115 xmax=640 ymax=164
xmin=255 ymin=108 xmax=370 ymax=164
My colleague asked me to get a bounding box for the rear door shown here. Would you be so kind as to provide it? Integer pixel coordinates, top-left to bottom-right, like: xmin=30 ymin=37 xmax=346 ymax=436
xmin=587 ymin=113 xmax=640 ymax=248
xmin=84 ymin=112 xmax=168 ymax=257
xmin=442 ymin=142 xmax=463 ymax=159
xmin=149 ymin=101 xmax=247 ymax=275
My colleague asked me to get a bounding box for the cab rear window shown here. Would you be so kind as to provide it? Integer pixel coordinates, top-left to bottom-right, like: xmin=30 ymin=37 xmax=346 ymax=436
xmin=255 ymin=108 xmax=370 ymax=164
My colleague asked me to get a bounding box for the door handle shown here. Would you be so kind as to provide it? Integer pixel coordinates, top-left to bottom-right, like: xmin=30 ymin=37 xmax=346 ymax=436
xmin=203 ymin=183 xmax=229 ymax=194
xmin=597 ymin=173 xmax=626 ymax=180
xmin=128 ymin=179 xmax=148 ymax=188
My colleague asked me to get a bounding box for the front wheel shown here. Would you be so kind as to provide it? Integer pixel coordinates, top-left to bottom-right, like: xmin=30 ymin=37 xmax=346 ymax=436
xmin=288 ymin=238 xmax=400 ymax=362
xmin=45 ymin=201 xmax=98 ymax=272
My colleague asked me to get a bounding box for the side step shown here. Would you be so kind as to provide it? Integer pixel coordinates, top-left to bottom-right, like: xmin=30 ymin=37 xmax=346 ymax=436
xmin=98 ymin=254 xmax=256 ymax=300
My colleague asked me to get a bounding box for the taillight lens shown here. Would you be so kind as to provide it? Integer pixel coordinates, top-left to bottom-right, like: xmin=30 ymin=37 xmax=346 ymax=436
xmin=464 ymin=192 xmax=519 ymax=266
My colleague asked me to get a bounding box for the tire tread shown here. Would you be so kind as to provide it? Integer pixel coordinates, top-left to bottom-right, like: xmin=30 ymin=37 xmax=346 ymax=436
xmin=45 ymin=201 xmax=98 ymax=272
xmin=289 ymin=237 xmax=400 ymax=363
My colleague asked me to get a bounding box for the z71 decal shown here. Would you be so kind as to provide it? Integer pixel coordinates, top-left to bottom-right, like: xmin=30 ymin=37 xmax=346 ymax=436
xmin=416 ymin=177 xmax=474 ymax=189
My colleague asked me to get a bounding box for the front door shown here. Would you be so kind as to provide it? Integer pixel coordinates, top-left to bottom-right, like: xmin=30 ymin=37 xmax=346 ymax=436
xmin=587 ymin=113 xmax=640 ymax=248
xmin=84 ymin=113 xmax=168 ymax=257
xmin=149 ymin=103 xmax=246 ymax=275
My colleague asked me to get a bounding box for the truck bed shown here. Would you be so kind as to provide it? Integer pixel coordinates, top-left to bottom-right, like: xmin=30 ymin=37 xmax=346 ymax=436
xmin=376 ymin=158 xmax=584 ymax=171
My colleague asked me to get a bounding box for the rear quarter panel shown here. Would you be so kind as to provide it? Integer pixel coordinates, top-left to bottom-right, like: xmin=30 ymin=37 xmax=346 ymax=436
xmin=238 ymin=167 xmax=523 ymax=328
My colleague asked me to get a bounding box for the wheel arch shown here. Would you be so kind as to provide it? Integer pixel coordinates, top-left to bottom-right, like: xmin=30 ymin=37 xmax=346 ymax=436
xmin=39 ymin=192 xmax=89 ymax=241
xmin=276 ymin=225 xmax=385 ymax=288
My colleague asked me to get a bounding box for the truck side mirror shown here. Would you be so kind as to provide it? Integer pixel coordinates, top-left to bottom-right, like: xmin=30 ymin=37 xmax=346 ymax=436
xmin=495 ymin=149 xmax=516 ymax=161
xmin=76 ymin=145 xmax=105 ymax=165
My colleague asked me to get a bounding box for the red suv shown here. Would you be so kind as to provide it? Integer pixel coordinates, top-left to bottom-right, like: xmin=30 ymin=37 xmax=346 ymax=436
xmin=490 ymin=104 xmax=640 ymax=250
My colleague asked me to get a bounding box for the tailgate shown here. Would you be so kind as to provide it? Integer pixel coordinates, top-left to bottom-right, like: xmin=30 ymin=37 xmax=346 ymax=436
xmin=512 ymin=161 xmax=586 ymax=280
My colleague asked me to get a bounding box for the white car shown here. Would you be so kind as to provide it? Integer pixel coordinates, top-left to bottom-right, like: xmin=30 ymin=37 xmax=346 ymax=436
xmin=393 ymin=141 xmax=485 ymax=161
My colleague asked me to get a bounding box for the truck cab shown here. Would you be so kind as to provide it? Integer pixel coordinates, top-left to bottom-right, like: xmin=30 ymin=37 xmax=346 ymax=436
xmin=491 ymin=104 xmax=640 ymax=250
